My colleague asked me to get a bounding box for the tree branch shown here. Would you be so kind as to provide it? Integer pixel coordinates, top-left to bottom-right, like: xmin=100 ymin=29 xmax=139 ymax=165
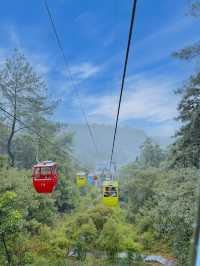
xmin=1 ymin=234 xmax=11 ymax=265
xmin=14 ymin=126 xmax=27 ymax=134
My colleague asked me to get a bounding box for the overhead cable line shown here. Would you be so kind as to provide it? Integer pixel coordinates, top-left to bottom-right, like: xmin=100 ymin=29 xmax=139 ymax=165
xmin=0 ymin=106 xmax=41 ymax=138
xmin=109 ymin=0 xmax=138 ymax=168
xmin=0 ymin=105 xmax=76 ymax=161
xmin=44 ymin=0 xmax=99 ymax=156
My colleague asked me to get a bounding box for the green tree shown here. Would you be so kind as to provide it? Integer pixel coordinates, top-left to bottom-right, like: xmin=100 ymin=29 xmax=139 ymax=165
xmin=12 ymin=134 xmax=37 ymax=169
xmin=124 ymin=169 xmax=157 ymax=222
xmin=0 ymin=50 xmax=54 ymax=166
xmin=97 ymin=218 xmax=141 ymax=262
xmin=173 ymin=1 xmax=200 ymax=59
xmin=169 ymin=75 xmax=200 ymax=168
xmin=0 ymin=118 xmax=9 ymax=155
xmin=171 ymin=1 xmax=200 ymax=168
xmin=0 ymin=191 xmax=23 ymax=265
xmin=55 ymin=176 xmax=79 ymax=213
xmin=74 ymin=219 xmax=97 ymax=261
xmin=140 ymin=138 xmax=165 ymax=168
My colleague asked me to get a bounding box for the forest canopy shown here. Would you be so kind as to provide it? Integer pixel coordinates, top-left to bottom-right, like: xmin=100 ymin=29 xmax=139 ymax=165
xmin=1 ymin=1 xmax=200 ymax=266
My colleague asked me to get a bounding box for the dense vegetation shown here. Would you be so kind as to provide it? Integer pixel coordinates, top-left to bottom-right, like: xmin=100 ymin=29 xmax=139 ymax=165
xmin=1 ymin=1 xmax=200 ymax=265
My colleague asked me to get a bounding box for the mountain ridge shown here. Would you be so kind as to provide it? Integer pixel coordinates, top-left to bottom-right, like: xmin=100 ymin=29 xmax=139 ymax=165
xmin=67 ymin=123 xmax=148 ymax=167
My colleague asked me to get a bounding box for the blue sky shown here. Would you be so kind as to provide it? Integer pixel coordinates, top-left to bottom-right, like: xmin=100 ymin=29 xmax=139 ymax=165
xmin=0 ymin=0 xmax=199 ymax=142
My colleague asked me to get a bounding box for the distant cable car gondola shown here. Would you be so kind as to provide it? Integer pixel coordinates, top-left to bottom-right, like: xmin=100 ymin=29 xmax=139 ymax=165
xmin=102 ymin=180 xmax=119 ymax=207
xmin=32 ymin=161 xmax=58 ymax=193
xmin=87 ymin=173 xmax=98 ymax=185
xmin=76 ymin=172 xmax=87 ymax=187
xmin=87 ymin=174 xmax=94 ymax=185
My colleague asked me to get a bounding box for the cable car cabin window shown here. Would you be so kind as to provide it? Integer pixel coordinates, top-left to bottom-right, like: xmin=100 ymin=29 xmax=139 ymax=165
xmin=34 ymin=167 xmax=53 ymax=179
xmin=41 ymin=167 xmax=51 ymax=175
xmin=104 ymin=186 xmax=117 ymax=197
xmin=34 ymin=168 xmax=41 ymax=179
xmin=52 ymin=166 xmax=57 ymax=174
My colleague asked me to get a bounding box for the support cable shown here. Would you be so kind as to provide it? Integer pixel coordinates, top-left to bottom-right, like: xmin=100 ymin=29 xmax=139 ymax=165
xmin=109 ymin=0 xmax=138 ymax=168
xmin=44 ymin=0 xmax=99 ymax=156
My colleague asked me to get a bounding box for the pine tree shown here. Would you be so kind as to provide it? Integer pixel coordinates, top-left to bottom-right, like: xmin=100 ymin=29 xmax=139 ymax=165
xmin=0 ymin=50 xmax=54 ymax=166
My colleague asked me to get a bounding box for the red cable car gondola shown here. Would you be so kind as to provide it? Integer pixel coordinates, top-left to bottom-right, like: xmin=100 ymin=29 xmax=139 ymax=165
xmin=32 ymin=161 xmax=58 ymax=193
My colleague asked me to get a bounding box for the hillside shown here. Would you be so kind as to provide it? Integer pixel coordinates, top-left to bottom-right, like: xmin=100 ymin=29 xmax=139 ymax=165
xmin=68 ymin=124 xmax=148 ymax=167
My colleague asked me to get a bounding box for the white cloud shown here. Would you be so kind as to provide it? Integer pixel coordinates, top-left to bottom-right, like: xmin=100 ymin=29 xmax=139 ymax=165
xmin=0 ymin=25 xmax=51 ymax=76
xmin=86 ymin=74 xmax=180 ymax=124
xmin=74 ymin=12 xmax=90 ymax=23
xmin=132 ymin=16 xmax=200 ymax=70
xmin=63 ymin=62 xmax=101 ymax=82
xmin=28 ymin=54 xmax=50 ymax=75
xmin=4 ymin=25 xmax=21 ymax=48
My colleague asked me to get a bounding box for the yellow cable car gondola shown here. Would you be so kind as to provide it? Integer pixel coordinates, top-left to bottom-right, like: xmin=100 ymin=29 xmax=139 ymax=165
xmin=76 ymin=172 xmax=87 ymax=187
xmin=102 ymin=180 xmax=119 ymax=207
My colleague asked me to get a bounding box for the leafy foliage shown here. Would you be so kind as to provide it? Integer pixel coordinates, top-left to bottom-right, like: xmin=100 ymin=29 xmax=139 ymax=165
xmin=120 ymin=165 xmax=199 ymax=265
xmin=139 ymin=138 xmax=165 ymax=168
xmin=0 ymin=35 xmax=199 ymax=266
xmin=0 ymin=49 xmax=55 ymax=166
